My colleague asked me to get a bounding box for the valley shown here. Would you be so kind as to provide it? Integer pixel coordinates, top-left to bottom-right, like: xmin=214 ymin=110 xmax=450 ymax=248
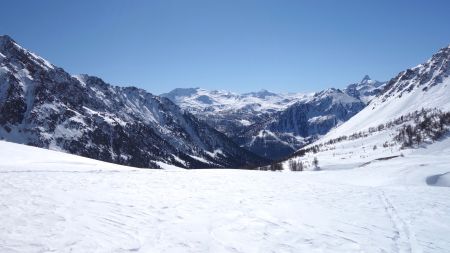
xmin=2 ymin=1 xmax=450 ymax=252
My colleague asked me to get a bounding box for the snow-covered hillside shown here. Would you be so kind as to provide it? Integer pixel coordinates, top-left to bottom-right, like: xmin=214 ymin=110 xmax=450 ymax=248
xmin=325 ymin=45 xmax=450 ymax=139
xmin=1 ymin=138 xmax=449 ymax=252
xmin=281 ymin=44 xmax=450 ymax=175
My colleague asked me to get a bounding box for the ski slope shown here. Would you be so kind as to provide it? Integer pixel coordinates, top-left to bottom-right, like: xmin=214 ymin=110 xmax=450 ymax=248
xmin=0 ymin=140 xmax=449 ymax=253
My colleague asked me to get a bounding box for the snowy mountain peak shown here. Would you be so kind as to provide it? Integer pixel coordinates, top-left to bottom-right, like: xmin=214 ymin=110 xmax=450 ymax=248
xmin=427 ymin=44 xmax=450 ymax=70
xmin=343 ymin=76 xmax=386 ymax=103
xmin=0 ymin=34 xmax=55 ymax=71
xmin=313 ymin=88 xmax=360 ymax=105
xmin=358 ymin=75 xmax=383 ymax=87
xmin=357 ymin=75 xmax=383 ymax=86
xmin=361 ymin=74 xmax=371 ymax=82
xmin=315 ymin=88 xmax=344 ymax=99
xmin=317 ymin=43 xmax=450 ymax=142
xmin=0 ymin=35 xmax=20 ymax=53
xmin=162 ymin=87 xmax=201 ymax=98
xmin=380 ymin=44 xmax=450 ymax=104
xmin=316 ymin=87 xmax=339 ymax=94
xmin=161 ymin=87 xmax=306 ymax=115
xmin=242 ymin=89 xmax=278 ymax=98
xmin=437 ymin=44 xmax=450 ymax=54
xmin=0 ymin=35 xmax=15 ymax=46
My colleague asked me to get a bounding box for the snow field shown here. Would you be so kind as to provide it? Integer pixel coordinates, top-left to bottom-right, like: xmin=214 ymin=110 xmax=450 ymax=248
xmin=0 ymin=140 xmax=449 ymax=252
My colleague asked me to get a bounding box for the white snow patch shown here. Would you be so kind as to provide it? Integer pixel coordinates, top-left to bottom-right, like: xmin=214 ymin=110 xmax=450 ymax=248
xmin=29 ymin=52 xmax=54 ymax=70
xmin=156 ymin=161 xmax=185 ymax=171
xmin=171 ymin=154 xmax=187 ymax=166
xmin=188 ymin=154 xmax=212 ymax=164
xmin=239 ymin=119 xmax=252 ymax=126
xmin=308 ymin=115 xmax=334 ymax=124
xmin=73 ymin=74 xmax=87 ymax=87
xmin=205 ymin=149 xmax=224 ymax=158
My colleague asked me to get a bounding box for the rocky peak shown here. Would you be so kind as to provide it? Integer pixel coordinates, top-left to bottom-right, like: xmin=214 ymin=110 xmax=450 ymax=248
xmin=0 ymin=35 xmax=55 ymax=71
xmin=361 ymin=74 xmax=371 ymax=83
xmin=381 ymin=44 xmax=450 ymax=101
xmin=0 ymin=35 xmax=16 ymax=48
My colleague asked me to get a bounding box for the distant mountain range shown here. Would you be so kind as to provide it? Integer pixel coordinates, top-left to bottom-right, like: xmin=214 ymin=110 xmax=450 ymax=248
xmin=2 ymin=34 xmax=447 ymax=170
xmin=162 ymin=76 xmax=386 ymax=160
xmin=161 ymin=88 xmax=308 ymax=134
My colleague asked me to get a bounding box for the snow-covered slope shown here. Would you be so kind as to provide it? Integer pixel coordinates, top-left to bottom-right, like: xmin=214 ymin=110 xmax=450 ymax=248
xmin=1 ymin=138 xmax=449 ymax=252
xmin=281 ymin=44 xmax=450 ymax=174
xmin=326 ymin=45 xmax=450 ymax=139
xmin=0 ymin=35 xmax=266 ymax=169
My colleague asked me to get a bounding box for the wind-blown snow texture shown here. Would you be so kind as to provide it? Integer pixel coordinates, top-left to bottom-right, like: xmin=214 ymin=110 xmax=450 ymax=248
xmin=1 ymin=137 xmax=449 ymax=252
xmin=0 ymin=35 xmax=266 ymax=169
xmin=163 ymin=77 xmax=385 ymax=160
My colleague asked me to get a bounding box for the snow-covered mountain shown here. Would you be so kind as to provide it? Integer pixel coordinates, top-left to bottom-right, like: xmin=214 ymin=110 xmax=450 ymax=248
xmin=163 ymin=76 xmax=385 ymax=160
xmin=324 ymin=44 xmax=450 ymax=140
xmin=0 ymin=35 xmax=266 ymax=169
xmin=280 ymin=44 xmax=450 ymax=171
xmin=344 ymin=75 xmax=386 ymax=103
xmin=161 ymin=88 xmax=308 ymax=134
xmin=239 ymin=88 xmax=366 ymax=159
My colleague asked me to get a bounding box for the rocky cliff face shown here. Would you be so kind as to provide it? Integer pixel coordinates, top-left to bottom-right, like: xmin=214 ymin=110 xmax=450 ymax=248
xmin=0 ymin=35 xmax=266 ymax=169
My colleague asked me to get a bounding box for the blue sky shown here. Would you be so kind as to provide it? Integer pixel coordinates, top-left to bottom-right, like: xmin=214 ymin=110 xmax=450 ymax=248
xmin=2 ymin=0 xmax=450 ymax=94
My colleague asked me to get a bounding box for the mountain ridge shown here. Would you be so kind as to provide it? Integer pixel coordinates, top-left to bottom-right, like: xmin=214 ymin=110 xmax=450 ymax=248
xmin=278 ymin=43 xmax=450 ymax=171
xmin=0 ymin=35 xmax=267 ymax=169
xmin=163 ymin=76 xmax=385 ymax=160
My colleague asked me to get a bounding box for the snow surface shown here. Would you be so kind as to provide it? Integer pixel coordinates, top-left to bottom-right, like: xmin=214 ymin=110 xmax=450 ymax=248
xmin=0 ymin=140 xmax=449 ymax=252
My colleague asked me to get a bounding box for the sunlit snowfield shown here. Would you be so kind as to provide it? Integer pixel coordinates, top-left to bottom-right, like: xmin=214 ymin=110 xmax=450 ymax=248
xmin=0 ymin=140 xmax=449 ymax=253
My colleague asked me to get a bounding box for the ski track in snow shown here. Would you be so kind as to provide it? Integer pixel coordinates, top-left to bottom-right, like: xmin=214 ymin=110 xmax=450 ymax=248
xmin=378 ymin=190 xmax=412 ymax=253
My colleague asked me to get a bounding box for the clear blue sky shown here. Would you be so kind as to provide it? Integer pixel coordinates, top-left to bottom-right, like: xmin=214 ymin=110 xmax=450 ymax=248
xmin=2 ymin=0 xmax=450 ymax=94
